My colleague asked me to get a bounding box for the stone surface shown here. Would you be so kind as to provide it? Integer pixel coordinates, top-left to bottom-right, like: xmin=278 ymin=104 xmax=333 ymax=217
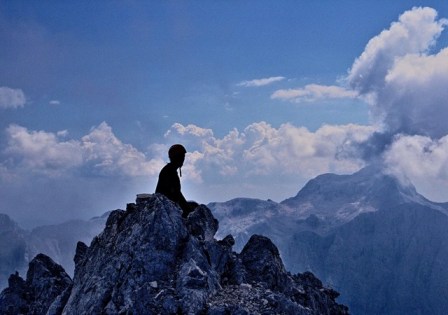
xmin=0 ymin=253 xmax=72 ymax=315
xmin=0 ymin=193 xmax=348 ymax=314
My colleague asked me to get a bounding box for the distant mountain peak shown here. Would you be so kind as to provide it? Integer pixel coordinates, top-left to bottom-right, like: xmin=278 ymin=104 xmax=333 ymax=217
xmin=280 ymin=165 xmax=444 ymax=224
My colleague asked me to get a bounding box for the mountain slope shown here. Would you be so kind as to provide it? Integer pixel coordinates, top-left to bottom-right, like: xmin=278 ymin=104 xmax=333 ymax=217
xmin=287 ymin=203 xmax=448 ymax=314
xmin=209 ymin=198 xmax=294 ymax=250
xmin=281 ymin=165 xmax=446 ymax=224
xmin=210 ymin=166 xmax=448 ymax=314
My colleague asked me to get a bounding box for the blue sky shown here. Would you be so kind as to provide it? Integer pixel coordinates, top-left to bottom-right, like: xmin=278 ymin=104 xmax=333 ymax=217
xmin=1 ymin=1 xmax=448 ymax=227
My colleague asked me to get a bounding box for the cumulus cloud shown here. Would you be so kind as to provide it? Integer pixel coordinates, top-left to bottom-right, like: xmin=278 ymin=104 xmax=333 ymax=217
xmin=164 ymin=122 xmax=374 ymax=182
xmin=340 ymin=6 xmax=448 ymax=201
xmin=5 ymin=125 xmax=83 ymax=173
xmin=3 ymin=121 xmax=371 ymax=225
xmin=1 ymin=122 xmax=166 ymax=226
xmin=271 ymin=84 xmax=358 ymax=103
xmin=348 ymin=7 xmax=447 ymax=94
xmin=81 ymin=122 xmax=164 ymax=177
xmin=380 ymin=48 xmax=448 ymax=138
xmin=348 ymin=6 xmax=448 ymax=138
xmin=0 ymin=87 xmax=26 ymax=109
xmin=383 ymin=134 xmax=448 ymax=202
xmin=237 ymin=76 xmax=285 ymax=87
xmin=3 ymin=122 xmax=162 ymax=178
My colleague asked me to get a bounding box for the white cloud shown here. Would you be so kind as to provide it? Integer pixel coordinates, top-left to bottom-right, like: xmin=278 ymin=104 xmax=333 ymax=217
xmin=158 ymin=7 xmax=448 ymax=203
xmin=238 ymin=76 xmax=285 ymax=87
xmin=348 ymin=7 xmax=447 ymax=94
xmin=163 ymin=122 xmax=374 ymax=183
xmin=49 ymin=100 xmax=61 ymax=105
xmin=347 ymin=6 xmax=448 ymax=138
xmin=0 ymin=87 xmax=26 ymax=109
xmin=383 ymin=134 xmax=448 ymax=202
xmin=3 ymin=122 xmax=163 ymax=178
xmin=81 ymin=122 xmax=162 ymax=177
xmin=271 ymin=84 xmax=358 ymax=103
xmin=1 ymin=122 xmax=167 ymax=226
xmin=340 ymin=6 xmax=448 ymax=202
xmin=5 ymin=124 xmax=83 ymax=173
xmin=165 ymin=123 xmax=214 ymax=138
xmin=380 ymin=47 xmax=448 ymax=138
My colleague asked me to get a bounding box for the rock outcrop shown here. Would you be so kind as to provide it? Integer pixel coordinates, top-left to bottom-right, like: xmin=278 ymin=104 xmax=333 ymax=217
xmin=0 ymin=254 xmax=72 ymax=315
xmin=0 ymin=194 xmax=348 ymax=314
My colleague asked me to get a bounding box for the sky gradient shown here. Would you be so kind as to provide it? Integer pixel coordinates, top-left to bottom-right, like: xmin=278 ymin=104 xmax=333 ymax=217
xmin=1 ymin=1 xmax=448 ymax=228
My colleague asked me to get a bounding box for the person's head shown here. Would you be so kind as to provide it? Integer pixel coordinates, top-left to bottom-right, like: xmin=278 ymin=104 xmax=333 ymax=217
xmin=168 ymin=144 xmax=187 ymax=168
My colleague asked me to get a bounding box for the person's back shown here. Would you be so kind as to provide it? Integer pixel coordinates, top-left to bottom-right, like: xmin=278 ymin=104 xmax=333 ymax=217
xmin=156 ymin=162 xmax=185 ymax=208
xmin=155 ymin=144 xmax=194 ymax=217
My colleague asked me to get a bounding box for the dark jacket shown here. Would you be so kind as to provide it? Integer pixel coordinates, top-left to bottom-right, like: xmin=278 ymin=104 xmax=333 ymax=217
xmin=155 ymin=163 xmax=189 ymax=212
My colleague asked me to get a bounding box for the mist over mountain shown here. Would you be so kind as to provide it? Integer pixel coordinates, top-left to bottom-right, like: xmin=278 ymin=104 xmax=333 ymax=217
xmin=209 ymin=166 xmax=448 ymax=314
xmin=0 ymin=214 xmax=27 ymax=290
xmin=0 ymin=213 xmax=108 ymax=290
xmin=26 ymin=213 xmax=109 ymax=277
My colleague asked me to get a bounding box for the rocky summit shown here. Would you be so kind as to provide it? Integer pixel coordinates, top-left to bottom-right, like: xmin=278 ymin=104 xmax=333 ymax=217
xmin=0 ymin=194 xmax=348 ymax=315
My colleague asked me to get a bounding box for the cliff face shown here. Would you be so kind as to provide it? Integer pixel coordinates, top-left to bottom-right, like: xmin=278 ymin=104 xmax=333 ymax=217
xmin=0 ymin=194 xmax=348 ymax=315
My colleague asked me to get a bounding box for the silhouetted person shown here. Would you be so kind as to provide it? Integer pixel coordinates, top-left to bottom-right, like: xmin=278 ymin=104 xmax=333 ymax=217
xmin=156 ymin=144 xmax=196 ymax=218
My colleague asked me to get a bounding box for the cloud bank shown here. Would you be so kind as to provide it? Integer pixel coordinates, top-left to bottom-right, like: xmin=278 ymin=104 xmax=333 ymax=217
xmin=0 ymin=123 xmax=166 ymax=227
xmin=1 ymin=120 xmax=374 ymax=226
xmin=165 ymin=122 xmax=372 ymax=179
xmin=4 ymin=122 xmax=163 ymax=178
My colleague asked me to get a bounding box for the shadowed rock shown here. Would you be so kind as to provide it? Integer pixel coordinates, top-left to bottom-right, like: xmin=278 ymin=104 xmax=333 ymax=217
xmin=0 ymin=254 xmax=72 ymax=315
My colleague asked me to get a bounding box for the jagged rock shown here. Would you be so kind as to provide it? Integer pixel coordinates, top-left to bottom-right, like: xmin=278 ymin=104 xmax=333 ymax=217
xmin=62 ymin=194 xmax=191 ymax=314
xmin=240 ymin=235 xmax=289 ymax=291
xmin=186 ymin=204 xmax=219 ymax=241
xmin=1 ymin=193 xmax=348 ymax=314
xmin=0 ymin=253 xmax=72 ymax=315
xmin=0 ymin=272 xmax=29 ymax=314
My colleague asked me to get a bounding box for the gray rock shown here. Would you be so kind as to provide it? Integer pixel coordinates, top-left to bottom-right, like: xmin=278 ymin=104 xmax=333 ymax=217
xmin=1 ymin=193 xmax=348 ymax=315
xmin=240 ymin=234 xmax=289 ymax=291
xmin=0 ymin=254 xmax=72 ymax=315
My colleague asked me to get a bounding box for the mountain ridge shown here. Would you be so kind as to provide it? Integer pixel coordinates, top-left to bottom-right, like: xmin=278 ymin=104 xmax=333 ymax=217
xmin=209 ymin=166 xmax=448 ymax=314
xmin=0 ymin=194 xmax=348 ymax=314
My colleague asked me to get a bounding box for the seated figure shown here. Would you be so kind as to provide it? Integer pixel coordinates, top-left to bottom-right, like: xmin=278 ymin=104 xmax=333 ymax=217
xmin=155 ymin=144 xmax=197 ymax=217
